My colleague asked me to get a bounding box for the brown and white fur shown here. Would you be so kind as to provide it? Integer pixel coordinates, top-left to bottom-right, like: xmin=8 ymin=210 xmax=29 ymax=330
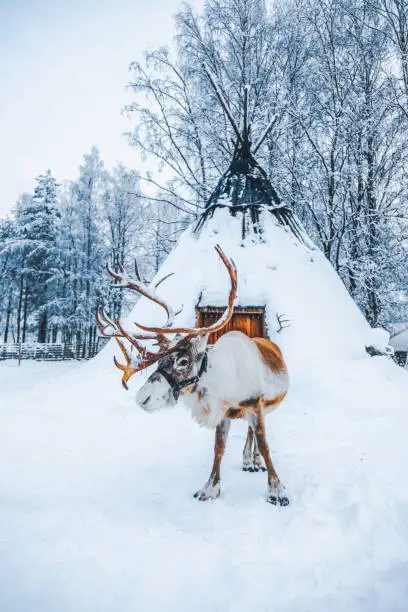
xmin=136 ymin=330 xmax=289 ymax=505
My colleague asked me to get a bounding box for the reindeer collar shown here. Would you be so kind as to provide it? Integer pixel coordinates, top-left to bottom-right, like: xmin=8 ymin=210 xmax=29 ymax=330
xmin=157 ymin=351 xmax=209 ymax=401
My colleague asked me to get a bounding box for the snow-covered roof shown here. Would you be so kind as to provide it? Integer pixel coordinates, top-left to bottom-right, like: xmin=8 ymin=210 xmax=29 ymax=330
xmin=119 ymin=206 xmax=382 ymax=385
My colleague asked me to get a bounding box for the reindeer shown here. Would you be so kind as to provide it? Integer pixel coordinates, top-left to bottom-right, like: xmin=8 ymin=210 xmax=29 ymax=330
xmin=96 ymin=246 xmax=289 ymax=506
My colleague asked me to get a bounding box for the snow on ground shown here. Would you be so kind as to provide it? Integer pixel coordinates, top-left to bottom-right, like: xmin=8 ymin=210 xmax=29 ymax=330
xmin=1 ymin=213 xmax=408 ymax=610
xmin=1 ymin=351 xmax=408 ymax=612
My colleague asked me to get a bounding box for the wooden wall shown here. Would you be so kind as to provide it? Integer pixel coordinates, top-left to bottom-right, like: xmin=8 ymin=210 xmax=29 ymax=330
xmin=197 ymin=307 xmax=265 ymax=344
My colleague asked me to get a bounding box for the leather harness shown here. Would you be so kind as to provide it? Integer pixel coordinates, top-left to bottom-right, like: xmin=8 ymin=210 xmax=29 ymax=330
xmin=157 ymin=351 xmax=209 ymax=401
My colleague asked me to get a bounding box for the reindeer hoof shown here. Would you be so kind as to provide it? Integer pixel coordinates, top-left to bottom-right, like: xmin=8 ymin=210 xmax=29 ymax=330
xmin=252 ymin=465 xmax=267 ymax=473
xmin=267 ymin=482 xmax=289 ymax=506
xmin=194 ymin=491 xmax=209 ymax=501
xmin=253 ymin=455 xmax=266 ymax=472
xmin=194 ymin=484 xmax=220 ymax=501
xmin=243 ymin=464 xmax=266 ymax=473
xmin=267 ymin=494 xmax=289 ymax=506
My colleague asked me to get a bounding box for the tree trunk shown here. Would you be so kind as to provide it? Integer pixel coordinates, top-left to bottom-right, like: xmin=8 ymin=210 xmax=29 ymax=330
xmin=365 ymin=132 xmax=380 ymax=326
xmin=16 ymin=274 xmax=24 ymax=344
xmin=3 ymin=289 xmax=13 ymax=343
xmin=22 ymin=286 xmax=28 ymax=343
xmin=37 ymin=310 xmax=48 ymax=343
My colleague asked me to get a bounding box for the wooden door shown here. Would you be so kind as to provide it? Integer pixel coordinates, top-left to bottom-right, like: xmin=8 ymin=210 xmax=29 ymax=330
xmin=197 ymin=307 xmax=265 ymax=345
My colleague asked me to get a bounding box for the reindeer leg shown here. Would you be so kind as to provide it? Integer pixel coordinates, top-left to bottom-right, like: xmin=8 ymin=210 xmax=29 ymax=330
xmin=242 ymin=425 xmax=266 ymax=472
xmin=252 ymin=434 xmax=267 ymax=472
xmin=242 ymin=425 xmax=254 ymax=471
xmin=194 ymin=419 xmax=230 ymax=501
xmin=251 ymin=397 xmax=289 ymax=506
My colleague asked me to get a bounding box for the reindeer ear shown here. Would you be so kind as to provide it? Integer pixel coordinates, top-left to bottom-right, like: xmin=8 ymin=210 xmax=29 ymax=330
xmin=191 ymin=335 xmax=209 ymax=353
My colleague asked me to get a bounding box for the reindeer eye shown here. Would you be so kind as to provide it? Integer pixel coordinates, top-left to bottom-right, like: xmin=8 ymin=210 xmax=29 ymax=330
xmin=178 ymin=358 xmax=189 ymax=367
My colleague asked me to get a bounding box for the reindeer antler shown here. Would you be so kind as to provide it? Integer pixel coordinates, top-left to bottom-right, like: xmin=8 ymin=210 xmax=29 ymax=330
xmin=96 ymin=307 xmax=158 ymax=345
xmin=106 ymin=261 xmax=178 ymax=327
xmin=96 ymin=306 xmax=163 ymax=388
xmin=276 ymin=313 xmax=290 ymax=333
xmin=112 ymin=338 xmax=143 ymax=390
xmin=134 ymin=245 xmax=237 ymax=336
xmin=96 ymin=246 xmax=237 ymax=389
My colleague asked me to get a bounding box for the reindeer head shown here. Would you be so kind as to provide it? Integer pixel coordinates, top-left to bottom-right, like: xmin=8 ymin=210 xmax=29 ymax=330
xmin=96 ymin=245 xmax=237 ymax=412
xmin=136 ymin=334 xmax=209 ymax=412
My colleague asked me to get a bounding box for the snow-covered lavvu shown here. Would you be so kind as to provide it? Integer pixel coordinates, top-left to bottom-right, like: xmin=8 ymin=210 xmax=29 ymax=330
xmin=2 ymin=211 xmax=408 ymax=611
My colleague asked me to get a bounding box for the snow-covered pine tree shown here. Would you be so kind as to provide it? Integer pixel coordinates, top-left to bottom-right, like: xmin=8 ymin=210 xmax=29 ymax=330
xmin=0 ymin=216 xmax=16 ymax=343
xmin=69 ymin=147 xmax=107 ymax=354
xmin=9 ymin=171 xmax=61 ymax=343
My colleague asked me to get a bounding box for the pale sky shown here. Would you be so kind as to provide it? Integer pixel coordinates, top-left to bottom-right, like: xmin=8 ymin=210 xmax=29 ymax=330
xmin=0 ymin=0 xmax=203 ymax=216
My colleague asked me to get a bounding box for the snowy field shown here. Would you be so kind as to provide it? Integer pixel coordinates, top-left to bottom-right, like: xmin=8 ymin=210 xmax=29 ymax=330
xmin=1 ymin=352 xmax=408 ymax=612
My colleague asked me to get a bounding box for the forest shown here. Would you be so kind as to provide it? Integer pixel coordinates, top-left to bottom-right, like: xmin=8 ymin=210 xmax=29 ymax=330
xmin=1 ymin=0 xmax=408 ymax=351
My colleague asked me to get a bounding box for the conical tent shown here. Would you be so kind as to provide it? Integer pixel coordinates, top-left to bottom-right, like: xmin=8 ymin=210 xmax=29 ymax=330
xmin=114 ymin=80 xmax=387 ymax=384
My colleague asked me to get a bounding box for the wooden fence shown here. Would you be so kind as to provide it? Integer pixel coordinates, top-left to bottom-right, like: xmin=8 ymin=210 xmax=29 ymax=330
xmin=0 ymin=339 xmax=107 ymax=362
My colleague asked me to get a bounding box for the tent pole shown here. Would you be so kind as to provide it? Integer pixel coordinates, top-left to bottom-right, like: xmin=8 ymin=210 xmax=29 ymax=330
xmin=253 ymin=114 xmax=278 ymax=154
xmin=203 ymin=64 xmax=243 ymax=144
